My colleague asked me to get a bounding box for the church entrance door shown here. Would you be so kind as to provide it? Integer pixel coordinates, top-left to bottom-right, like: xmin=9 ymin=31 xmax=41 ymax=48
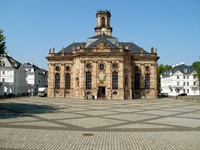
xmin=98 ymin=87 xmax=106 ymax=98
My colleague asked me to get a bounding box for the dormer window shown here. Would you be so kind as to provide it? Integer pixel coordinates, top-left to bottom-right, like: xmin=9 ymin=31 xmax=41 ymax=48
xmin=125 ymin=46 xmax=129 ymax=50
xmin=184 ymin=69 xmax=187 ymax=73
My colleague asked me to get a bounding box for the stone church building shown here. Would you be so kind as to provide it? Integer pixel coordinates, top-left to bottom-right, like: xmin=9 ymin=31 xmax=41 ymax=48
xmin=46 ymin=10 xmax=159 ymax=99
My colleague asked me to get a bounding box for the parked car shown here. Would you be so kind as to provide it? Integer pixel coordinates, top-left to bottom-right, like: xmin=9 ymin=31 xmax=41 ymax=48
xmin=38 ymin=87 xmax=47 ymax=97
xmin=6 ymin=93 xmax=16 ymax=98
xmin=160 ymin=93 xmax=168 ymax=97
xmin=178 ymin=93 xmax=187 ymax=96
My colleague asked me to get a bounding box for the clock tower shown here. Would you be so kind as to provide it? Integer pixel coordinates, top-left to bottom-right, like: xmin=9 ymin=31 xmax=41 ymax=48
xmin=94 ymin=10 xmax=113 ymax=36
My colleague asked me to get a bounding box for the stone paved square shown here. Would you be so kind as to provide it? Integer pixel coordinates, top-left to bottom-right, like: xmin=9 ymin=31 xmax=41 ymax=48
xmin=147 ymin=117 xmax=200 ymax=128
xmin=60 ymin=117 xmax=125 ymax=128
xmin=0 ymin=97 xmax=200 ymax=150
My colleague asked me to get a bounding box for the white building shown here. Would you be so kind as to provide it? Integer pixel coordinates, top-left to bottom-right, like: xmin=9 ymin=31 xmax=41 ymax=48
xmin=0 ymin=54 xmax=48 ymax=96
xmin=23 ymin=62 xmax=48 ymax=94
xmin=160 ymin=62 xmax=199 ymax=96
xmin=0 ymin=54 xmax=26 ymax=95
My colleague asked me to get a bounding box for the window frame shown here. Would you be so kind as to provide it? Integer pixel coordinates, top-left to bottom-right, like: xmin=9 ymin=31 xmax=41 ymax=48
xmin=145 ymin=73 xmax=150 ymax=89
xmin=55 ymin=73 xmax=60 ymax=89
xmin=65 ymin=73 xmax=70 ymax=89
xmin=112 ymin=71 xmax=118 ymax=89
xmin=134 ymin=73 xmax=140 ymax=90
xmin=86 ymin=71 xmax=92 ymax=89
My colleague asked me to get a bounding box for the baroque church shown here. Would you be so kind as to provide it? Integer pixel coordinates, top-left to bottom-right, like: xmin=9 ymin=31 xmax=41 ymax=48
xmin=46 ymin=10 xmax=159 ymax=99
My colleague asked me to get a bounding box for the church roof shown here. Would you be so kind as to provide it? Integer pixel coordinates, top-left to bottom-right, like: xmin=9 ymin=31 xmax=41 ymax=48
xmin=58 ymin=33 xmax=148 ymax=54
xmin=58 ymin=42 xmax=85 ymax=54
xmin=85 ymin=33 xmax=119 ymax=49
xmin=122 ymin=42 xmax=148 ymax=53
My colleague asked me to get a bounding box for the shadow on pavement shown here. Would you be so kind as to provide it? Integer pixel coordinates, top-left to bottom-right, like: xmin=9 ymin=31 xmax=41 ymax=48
xmin=0 ymin=103 xmax=57 ymax=119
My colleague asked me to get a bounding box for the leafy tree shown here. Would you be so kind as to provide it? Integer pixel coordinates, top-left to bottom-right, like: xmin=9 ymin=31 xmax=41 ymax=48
xmin=0 ymin=29 xmax=6 ymax=55
xmin=192 ymin=61 xmax=200 ymax=83
xmin=157 ymin=64 xmax=172 ymax=92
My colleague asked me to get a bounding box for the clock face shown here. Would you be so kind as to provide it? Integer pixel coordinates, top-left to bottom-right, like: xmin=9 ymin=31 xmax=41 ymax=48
xmin=101 ymin=28 xmax=106 ymax=33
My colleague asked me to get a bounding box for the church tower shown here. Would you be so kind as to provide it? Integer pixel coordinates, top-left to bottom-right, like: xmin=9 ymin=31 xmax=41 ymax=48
xmin=94 ymin=10 xmax=113 ymax=36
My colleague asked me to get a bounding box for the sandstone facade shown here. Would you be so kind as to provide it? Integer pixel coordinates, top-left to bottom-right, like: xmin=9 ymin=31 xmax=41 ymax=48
xmin=46 ymin=10 xmax=159 ymax=100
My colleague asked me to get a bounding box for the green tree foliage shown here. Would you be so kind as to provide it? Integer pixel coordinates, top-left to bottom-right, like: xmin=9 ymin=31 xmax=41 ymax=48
xmin=192 ymin=61 xmax=200 ymax=82
xmin=0 ymin=29 xmax=6 ymax=55
xmin=157 ymin=64 xmax=172 ymax=92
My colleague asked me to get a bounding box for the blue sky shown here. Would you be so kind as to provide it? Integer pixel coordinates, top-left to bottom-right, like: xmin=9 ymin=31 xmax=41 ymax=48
xmin=1 ymin=0 xmax=200 ymax=69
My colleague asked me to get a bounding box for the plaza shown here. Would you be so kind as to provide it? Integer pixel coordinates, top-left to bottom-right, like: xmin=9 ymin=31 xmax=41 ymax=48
xmin=0 ymin=97 xmax=200 ymax=150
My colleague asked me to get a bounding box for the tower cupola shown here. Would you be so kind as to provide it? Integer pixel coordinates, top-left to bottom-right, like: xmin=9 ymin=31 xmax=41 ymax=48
xmin=94 ymin=10 xmax=113 ymax=36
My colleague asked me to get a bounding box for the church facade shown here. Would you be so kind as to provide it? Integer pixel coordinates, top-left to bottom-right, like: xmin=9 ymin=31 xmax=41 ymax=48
xmin=46 ymin=10 xmax=159 ymax=100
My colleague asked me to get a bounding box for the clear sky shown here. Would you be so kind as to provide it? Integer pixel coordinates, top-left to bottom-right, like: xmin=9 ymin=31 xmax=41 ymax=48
xmin=1 ymin=0 xmax=200 ymax=70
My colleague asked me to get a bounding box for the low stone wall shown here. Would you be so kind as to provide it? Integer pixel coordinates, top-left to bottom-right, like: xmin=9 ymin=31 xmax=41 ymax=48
xmin=170 ymin=96 xmax=200 ymax=103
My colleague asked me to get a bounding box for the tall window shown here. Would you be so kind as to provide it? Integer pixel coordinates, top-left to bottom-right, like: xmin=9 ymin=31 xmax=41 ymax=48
xmin=65 ymin=73 xmax=70 ymax=89
xmin=102 ymin=17 xmax=105 ymax=26
xmin=55 ymin=73 xmax=60 ymax=89
xmin=134 ymin=74 xmax=140 ymax=90
xmin=112 ymin=71 xmax=118 ymax=89
xmin=145 ymin=73 xmax=150 ymax=89
xmin=86 ymin=71 xmax=92 ymax=89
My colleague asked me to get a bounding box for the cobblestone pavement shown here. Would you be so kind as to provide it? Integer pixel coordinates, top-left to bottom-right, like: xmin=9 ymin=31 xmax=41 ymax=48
xmin=0 ymin=97 xmax=200 ymax=150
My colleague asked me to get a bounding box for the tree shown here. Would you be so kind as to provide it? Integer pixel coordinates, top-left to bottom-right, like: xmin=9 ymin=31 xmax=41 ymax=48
xmin=157 ymin=64 xmax=172 ymax=92
xmin=0 ymin=29 xmax=6 ymax=55
xmin=192 ymin=61 xmax=200 ymax=83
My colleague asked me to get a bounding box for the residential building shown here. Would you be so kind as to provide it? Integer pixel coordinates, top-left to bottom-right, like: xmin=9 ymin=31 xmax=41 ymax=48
xmin=46 ymin=10 xmax=159 ymax=99
xmin=0 ymin=54 xmax=48 ymax=96
xmin=0 ymin=54 xmax=26 ymax=95
xmin=23 ymin=62 xmax=48 ymax=94
xmin=160 ymin=62 xmax=199 ymax=96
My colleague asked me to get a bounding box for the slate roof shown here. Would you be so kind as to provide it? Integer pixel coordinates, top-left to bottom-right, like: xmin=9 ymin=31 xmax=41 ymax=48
xmin=23 ymin=62 xmax=47 ymax=74
xmin=5 ymin=55 xmax=21 ymax=69
xmin=85 ymin=33 xmax=119 ymax=48
xmin=57 ymin=33 xmax=148 ymax=54
xmin=58 ymin=43 xmax=85 ymax=54
xmin=122 ymin=42 xmax=148 ymax=54
xmin=162 ymin=64 xmax=196 ymax=77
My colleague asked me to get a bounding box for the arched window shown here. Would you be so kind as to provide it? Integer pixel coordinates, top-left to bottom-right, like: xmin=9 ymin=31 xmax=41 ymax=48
xmin=134 ymin=74 xmax=140 ymax=90
xmin=112 ymin=71 xmax=118 ymax=89
xmin=145 ymin=73 xmax=150 ymax=89
xmin=65 ymin=73 xmax=70 ymax=89
xmin=86 ymin=71 xmax=92 ymax=89
xmin=102 ymin=17 xmax=105 ymax=27
xmin=55 ymin=73 xmax=60 ymax=89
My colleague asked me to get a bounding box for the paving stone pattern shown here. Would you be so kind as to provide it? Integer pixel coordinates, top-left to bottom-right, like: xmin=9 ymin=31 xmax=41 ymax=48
xmin=0 ymin=97 xmax=200 ymax=150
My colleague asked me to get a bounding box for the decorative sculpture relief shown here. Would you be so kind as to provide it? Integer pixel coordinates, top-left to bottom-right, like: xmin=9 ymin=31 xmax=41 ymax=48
xmin=98 ymin=71 xmax=106 ymax=82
